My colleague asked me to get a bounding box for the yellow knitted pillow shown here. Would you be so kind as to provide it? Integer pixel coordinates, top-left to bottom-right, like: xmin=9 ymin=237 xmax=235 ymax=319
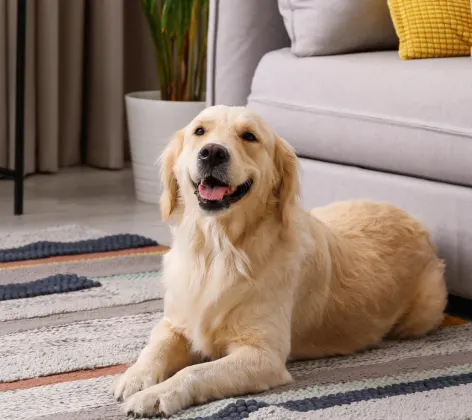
xmin=388 ymin=0 xmax=472 ymax=59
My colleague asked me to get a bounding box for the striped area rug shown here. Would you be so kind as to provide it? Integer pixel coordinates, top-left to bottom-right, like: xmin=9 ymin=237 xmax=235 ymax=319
xmin=1 ymin=225 xmax=471 ymax=420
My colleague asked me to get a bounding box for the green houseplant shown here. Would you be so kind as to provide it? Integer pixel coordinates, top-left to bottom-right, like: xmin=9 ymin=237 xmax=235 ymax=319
xmin=126 ymin=0 xmax=209 ymax=204
xmin=140 ymin=0 xmax=209 ymax=101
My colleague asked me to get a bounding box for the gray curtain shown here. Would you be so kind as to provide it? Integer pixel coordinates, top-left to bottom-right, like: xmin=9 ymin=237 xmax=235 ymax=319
xmin=0 ymin=0 xmax=158 ymax=174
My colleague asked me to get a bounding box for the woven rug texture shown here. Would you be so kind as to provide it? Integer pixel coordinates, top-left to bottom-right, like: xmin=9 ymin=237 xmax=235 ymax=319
xmin=0 ymin=225 xmax=471 ymax=420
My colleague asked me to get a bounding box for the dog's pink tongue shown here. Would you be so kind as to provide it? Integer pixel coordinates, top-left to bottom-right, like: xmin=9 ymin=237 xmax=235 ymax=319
xmin=198 ymin=184 xmax=228 ymax=201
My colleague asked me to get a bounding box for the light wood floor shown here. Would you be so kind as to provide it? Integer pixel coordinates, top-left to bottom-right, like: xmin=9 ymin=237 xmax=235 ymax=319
xmin=0 ymin=167 xmax=172 ymax=245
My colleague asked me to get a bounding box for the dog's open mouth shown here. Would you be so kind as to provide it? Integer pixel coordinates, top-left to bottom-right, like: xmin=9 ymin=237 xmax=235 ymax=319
xmin=193 ymin=176 xmax=253 ymax=211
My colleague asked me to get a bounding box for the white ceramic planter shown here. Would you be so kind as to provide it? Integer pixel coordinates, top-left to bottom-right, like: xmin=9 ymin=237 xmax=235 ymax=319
xmin=125 ymin=91 xmax=205 ymax=204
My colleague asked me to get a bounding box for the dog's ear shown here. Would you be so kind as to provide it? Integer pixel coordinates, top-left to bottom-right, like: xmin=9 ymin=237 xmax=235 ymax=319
xmin=159 ymin=129 xmax=184 ymax=221
xmin=274 ymin=135 xmax=300 ymax=226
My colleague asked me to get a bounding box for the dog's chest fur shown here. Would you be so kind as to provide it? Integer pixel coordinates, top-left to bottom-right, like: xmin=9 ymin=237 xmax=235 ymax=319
xmin=163 ymin=227 xmax=252 ymax=359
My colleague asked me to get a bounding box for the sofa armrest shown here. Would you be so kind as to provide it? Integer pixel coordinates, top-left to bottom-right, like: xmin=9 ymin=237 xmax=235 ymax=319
xmin=206 ymin=0 xmax=290 ymax=107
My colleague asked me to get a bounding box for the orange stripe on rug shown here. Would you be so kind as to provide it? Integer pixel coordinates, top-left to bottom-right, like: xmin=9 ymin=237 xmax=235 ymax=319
xmin=0 ymin=245 xmax=169 ymax=270
xmin=441 ymin=315 xmax=469 ymax=327
xmin=0 ymin=364 xmax=128 ymax=392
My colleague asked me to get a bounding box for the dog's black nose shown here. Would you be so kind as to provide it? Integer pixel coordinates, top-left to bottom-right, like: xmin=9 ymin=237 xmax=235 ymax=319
xmin=198 ymin=143 xmax=229 ymax=167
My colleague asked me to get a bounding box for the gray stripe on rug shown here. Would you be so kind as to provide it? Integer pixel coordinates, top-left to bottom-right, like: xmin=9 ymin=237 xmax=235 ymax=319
xmin=0 ymin=253 xmax=164 ymax=285
xmin=0 ymin=271 xmax=164 ymax=321
xmin=0 ymin=299 xmax=164 ymax=335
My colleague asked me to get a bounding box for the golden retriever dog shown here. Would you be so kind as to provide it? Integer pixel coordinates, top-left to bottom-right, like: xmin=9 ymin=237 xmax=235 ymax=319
xmin=114 ymin=105 xmax=447 ymax=417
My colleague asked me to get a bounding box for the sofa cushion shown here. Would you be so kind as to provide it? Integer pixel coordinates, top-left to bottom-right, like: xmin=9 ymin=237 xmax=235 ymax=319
xmin=278 ymin=0 xmax=398 ymax=56
xmin=247 ymin=49 xmax=472 ymax=187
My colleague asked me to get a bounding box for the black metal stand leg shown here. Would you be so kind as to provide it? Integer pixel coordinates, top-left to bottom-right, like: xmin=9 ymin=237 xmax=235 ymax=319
xmin=14 ymin=0 xmax=27 ymax=215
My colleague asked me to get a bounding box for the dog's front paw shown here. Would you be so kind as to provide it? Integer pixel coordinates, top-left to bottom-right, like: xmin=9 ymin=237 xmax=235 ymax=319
xmin=114 ymin=363 xmax=156 ymax=401
xmin=123 ymin=384 xmax=184 ymax=418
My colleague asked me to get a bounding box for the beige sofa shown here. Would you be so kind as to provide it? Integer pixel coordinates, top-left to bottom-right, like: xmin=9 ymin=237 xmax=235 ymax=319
xmin=206 ymin=0 xmax=472 ymax=301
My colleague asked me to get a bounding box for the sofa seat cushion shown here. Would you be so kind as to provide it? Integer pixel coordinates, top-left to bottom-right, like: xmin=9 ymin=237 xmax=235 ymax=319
xmin=247 ymin=49 xmax=472 ymax=187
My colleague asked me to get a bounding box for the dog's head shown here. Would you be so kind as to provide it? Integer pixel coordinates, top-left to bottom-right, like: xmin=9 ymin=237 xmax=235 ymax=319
xmin=160 ymin=106 xmax=299 ymax=225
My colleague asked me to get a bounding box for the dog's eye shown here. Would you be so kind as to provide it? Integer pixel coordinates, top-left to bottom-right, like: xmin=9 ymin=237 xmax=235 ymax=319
xmin=194 ymin=127 xmax=205 ymax=136
xmin=241 ymin=132 xmax=257 ymax=142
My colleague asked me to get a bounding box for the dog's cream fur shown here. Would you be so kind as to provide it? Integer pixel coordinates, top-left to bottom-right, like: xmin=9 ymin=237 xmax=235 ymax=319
xmin=115 ymin=106 xmax=447 ymax=417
